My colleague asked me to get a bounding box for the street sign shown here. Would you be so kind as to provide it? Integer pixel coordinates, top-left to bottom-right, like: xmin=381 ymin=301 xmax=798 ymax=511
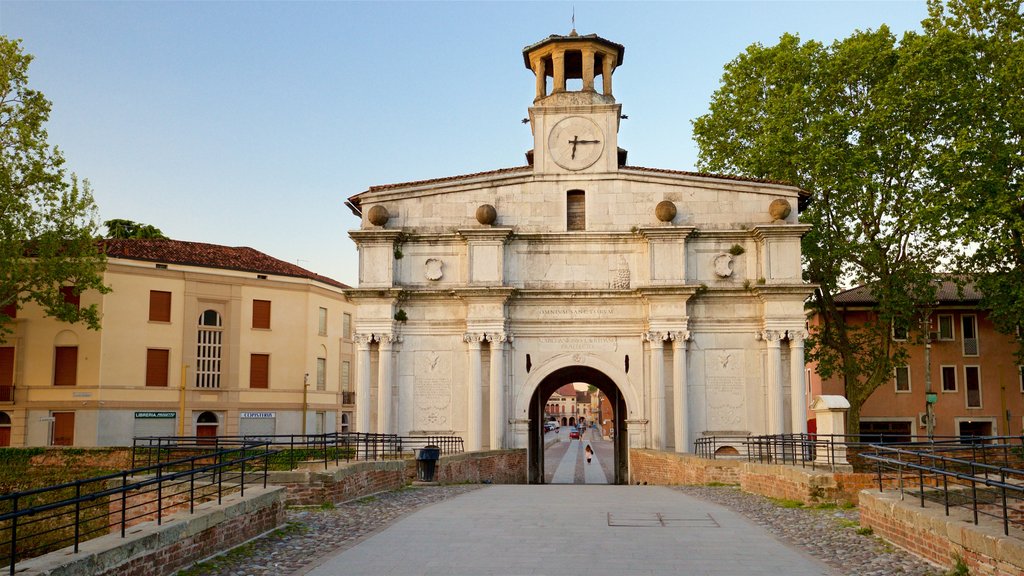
xmin=134 ymin=411 xmax=176 ymax=418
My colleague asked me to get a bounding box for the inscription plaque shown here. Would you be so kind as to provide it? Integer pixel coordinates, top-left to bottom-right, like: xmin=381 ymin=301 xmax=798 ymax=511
xmin=414 ymin=351 xmax=452 ymax=430
xmin=537 ymin=336 xmax=617 ymax=351
xmin=706 ymin=350 xmax=745 ymax=429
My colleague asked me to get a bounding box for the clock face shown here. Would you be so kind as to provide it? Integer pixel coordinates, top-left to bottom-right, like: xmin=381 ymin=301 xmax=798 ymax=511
xmin=548 ymin=116 xmax=605 ymax=171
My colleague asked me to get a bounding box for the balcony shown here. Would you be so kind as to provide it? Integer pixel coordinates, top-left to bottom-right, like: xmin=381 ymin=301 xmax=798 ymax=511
xmin=341 ymin=391 xmax=356 ymax=405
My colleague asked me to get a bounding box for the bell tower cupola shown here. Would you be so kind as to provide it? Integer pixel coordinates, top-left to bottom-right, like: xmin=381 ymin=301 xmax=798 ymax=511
xmin=524 ymin=31 xmax=626 ymax=174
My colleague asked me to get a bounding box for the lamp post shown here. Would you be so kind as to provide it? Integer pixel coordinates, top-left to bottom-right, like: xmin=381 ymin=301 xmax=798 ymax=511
xmin=302 ymin=373 xmax=309 ymax=436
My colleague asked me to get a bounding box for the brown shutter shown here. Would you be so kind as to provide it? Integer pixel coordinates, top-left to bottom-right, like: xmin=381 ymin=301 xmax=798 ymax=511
xmin=60 ymin=286 xmax=80 ymax=309
xmin=149 ymin=291 xmax=171 ymax=322
xmin=54 ymin=346 xmax=78 ymax=386
xmin=252 ymin=300 xmax=271 ymax=329
xmin=1 ymin=302 xmax=16 ymax=319
xmin=250 ymin=354 xmax=269 ymax=388
xmin=146 ymin=349 xmax=169 ymax=387
xmin=52 ymin=412 xmax=75 ymax=446
xmin=0 ymin=347 xmax=13 ymax=401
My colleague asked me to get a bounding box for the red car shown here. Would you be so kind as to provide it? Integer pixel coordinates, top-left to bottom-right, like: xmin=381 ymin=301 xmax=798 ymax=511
xmin=569 ymin=429 xmax=580 ymax=439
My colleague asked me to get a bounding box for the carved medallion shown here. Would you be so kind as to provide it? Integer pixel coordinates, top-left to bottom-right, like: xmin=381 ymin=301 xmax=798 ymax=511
xmin=424 ymin=258 xmax=444 ymax=281
xmin=713 ymin=253 xmax=734 ymax=278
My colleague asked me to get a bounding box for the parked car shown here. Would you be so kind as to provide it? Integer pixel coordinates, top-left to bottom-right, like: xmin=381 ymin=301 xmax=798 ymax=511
xmin=569 ymin=428 xmax=580 ymax=439
xmin=544 ymin=421 xmax=558 ymax=432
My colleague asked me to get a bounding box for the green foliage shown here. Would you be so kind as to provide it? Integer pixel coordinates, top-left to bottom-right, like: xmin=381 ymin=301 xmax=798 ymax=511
xmin=693 ymin=16 xmax=975 ymax=432
xmin=394 ymin=309 xmax=408 ymax=322
xmin=946 ymin=551 xmax=970 ymax=576
xmin=728 ymin=244 xmax=745 ymax=256
xmin=103 ymin=218 xmax=168 ymax=239
xmin=769 ymin=497 xmax=804 ymax=508
xmin=0 ymin=37 xmax=109 ymax=342
xmin=856 ymin=526 xmax=874 ymax=536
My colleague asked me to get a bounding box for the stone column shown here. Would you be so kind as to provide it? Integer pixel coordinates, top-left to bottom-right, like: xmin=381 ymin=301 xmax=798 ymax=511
xmin=602 ymin=52 xmax=614 ymax=96
xmin=354 ymin=333 xmax=373 ymax=433
xmin=670 ymin=331 xmax=690 ymax=453
xmin=763 ymin=330 xmax=785 ymax=434
xmin=488 ymin=333 xmax=507 ymax=450
xmin=789 ymin=330 xmax=808 ymax=435
xmin=645 ymin=332 xmax=666 ymax=450
xmin=582 ymin=48 xmax=595 ymax=91
xmin=552 ymin=50 xmax=565 ymax=93
xmin=465 ymin=333 xmax=484 ymax=451
xmin=534 ymin=58 xmax=546 ymax=100
xmin=377 ymin=335 xmax=394 ymax=434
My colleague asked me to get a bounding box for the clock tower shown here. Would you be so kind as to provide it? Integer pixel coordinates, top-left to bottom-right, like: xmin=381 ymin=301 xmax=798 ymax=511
xmin=524 ymin=31 xmax=625 ymax=174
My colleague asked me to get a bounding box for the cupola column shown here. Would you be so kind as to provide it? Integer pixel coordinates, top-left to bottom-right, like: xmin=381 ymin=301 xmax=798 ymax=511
xmin=582 ymin=48 xmax=595 ymax=91
xmin=602 ymin=52 xmax=614 ymax=96
xmin=552 ymin=50 xmax=566 ymax=93
xmin=534 ymin=58 xmax=547 ymax=100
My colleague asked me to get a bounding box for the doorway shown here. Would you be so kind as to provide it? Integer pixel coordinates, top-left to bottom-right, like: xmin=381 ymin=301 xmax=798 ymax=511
xmin=196 ymin=411 xmax=219 ymax=444
xmin=52 ymin=412 xmax=74 ymax=446
xmin=527 ymin=365 xmax=628 ymax=484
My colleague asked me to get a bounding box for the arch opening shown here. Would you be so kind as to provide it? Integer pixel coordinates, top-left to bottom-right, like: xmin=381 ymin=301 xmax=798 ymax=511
xmin=527 ymin=365 xmax=628 ymax=484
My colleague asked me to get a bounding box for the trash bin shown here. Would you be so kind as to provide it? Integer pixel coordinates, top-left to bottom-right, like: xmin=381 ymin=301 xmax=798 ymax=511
xmin=415 ymin=445 xmax=441 ymax=482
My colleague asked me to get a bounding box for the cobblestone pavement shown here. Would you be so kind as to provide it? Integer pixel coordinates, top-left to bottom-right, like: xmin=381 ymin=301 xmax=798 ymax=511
xmin=178 ymin=483 xmax=946 ymax=576
xmin=674 ymin=485 xmax=945 ymax=576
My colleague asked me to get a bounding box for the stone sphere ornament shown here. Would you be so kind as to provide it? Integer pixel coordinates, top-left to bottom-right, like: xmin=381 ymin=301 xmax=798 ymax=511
xmin=768 ymin=199 xmax=792 ymax=221
xmin=476 ymin=204 xmax=497 ymax=225
xmin=655 ymin=200 xmax=677 ymax=222
xmin=367 ymin=205 xmax=390 ymax=227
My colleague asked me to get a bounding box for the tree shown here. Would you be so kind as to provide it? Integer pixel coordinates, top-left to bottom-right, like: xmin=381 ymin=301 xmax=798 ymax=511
xmin=0 ymin=37 xmax=108 ymax=340
xmin=919 ymin=0 xmax=1024 ymax=359
xmin=103 ymin=219 xmax=168 ymax=239
xmin=693 ymin=27 xmax=950 ymax=433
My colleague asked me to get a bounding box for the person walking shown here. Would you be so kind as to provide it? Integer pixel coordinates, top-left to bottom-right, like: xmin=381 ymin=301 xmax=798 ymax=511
xmin=585 ymin=444 xmax=593 ymax=464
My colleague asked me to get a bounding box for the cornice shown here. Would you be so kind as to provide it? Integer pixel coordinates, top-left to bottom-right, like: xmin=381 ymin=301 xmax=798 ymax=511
xmin=750 ymin=224 xmax=812 ymax=241
xmin=348 ymin=229 xmax=405 ymax=244
xmin=635 ymin=226 xmax=697 ymax=241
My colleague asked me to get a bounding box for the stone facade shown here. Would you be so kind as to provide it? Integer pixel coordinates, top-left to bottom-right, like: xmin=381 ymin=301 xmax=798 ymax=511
xmin=346 ymin=32 xmax=812 ymax=479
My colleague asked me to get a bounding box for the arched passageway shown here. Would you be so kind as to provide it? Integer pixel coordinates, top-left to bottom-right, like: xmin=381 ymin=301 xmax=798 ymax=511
xmin=527 ymin=365 xmax=628 ymax=484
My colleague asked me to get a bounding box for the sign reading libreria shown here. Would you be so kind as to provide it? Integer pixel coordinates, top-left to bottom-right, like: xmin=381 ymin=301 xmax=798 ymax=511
xmin=134 ymin=411 xmax=176 ymax=419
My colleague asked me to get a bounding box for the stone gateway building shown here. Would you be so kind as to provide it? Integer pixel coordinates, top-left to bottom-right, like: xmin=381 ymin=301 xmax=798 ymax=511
xmin=345 ymin=32 xmax=812 ymax=483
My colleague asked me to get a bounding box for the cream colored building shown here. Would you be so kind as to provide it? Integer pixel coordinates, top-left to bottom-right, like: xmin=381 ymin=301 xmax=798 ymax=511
xmin=346 ymin=31 xmax=812 ymax=483
xmin=0 ymin=239 xmax=356 ymax=447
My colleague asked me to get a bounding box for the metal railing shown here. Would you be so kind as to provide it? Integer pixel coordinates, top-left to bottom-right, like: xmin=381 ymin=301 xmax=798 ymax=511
xmin=1 ymin=441 xmax=273 ymax=575
xmin=861 ymin=438 xmax=1024 ymax=537
xmin=693 ymin=433 xmax=977 ymax=472
xmin=132 ymin=433 xmax=464 ymax=472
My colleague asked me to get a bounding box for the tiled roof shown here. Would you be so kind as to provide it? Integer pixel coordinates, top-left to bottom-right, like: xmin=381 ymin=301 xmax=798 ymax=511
xmin=833 ymin=278 xmax=982 ymax=305
xmin=102 ymin=239 xmax=350 ymax=289
xmin=621 ymin=166 xmax=803 ymax=191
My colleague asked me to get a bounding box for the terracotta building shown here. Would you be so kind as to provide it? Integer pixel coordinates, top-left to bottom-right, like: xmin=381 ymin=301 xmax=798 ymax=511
xmin=0 ymin=239 xmax=356 ymax=447
xmin=808 ymin=280 xmax=1024 ymax=439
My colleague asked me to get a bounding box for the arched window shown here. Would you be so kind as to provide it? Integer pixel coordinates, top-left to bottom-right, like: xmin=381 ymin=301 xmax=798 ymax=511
xmin=567 ymin=190 xmax=585 ymax=231
xmin=196 ymin=411 xmax=218 ymax=443
xmin=196 ymin=310 xmax=223 ymax=388
xmin=0 ymin=412 xmax=10 ymax=447
xmin=340 ymin=412 xmax=351 ymax=433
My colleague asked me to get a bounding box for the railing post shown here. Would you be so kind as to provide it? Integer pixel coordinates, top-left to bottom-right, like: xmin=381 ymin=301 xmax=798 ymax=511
xmin=10 ymin=495 xmax=18 ymax=576
xmin=189 ymin=457 xmax=195 ymax=514
xmin=73 ymin=482 xmax=81 ymax=553
xmin=943 ymin=473 xmax=949 ymax=516
xmin=289 ymin=435 xmax=295 ymax=470
xmin=240 ymin=456 xmax=246 ymax=497
xmin=121 ymin=472 xmax=128 ymax=537
xmin=876 ymin=459 xmax=883 ymax=492
xmin=1002 ymin=470 xmax=1009 ymax=536
xmin=157 ymin=462 xmax=163 ymax=526
xmin=217 ymin=451 xmax=224 ymax=505
xmin=263 ymin=447 xmax=269 ymax=489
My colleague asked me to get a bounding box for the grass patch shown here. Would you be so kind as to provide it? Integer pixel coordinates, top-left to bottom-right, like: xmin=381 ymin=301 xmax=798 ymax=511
xmin=945 ymin=553 xmax=970 ymax=576
xmin=769 ymin=498 xmax=804 ymax=509
xmin=814 ymin=502 xmax=838 ymax=510
xmin=175 ymin=522 xmax=307 ymax=576
xmin=356 ymin=495 xmax=378 ymax=504
xmin=856 ymin=526 xmax=874 ymax=536
xmin=835 ymin=519 xmax=859 ymax=529
xmin=703 ymin=482 xmax=739 ymax=487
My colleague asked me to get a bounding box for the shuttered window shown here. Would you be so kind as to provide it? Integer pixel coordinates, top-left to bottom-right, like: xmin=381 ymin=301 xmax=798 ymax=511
xmin=146 ymin=349 xmax=169 ymax=387
xmin=149 ymin=291 xmax=171 ymax=322
xmin=252 ymin=300 xmax=271 ymax=329
xmin=318 ymin=307 xmax=328 ymax=336
xmin=54 ymin=346 xmax=78 ymax=386
xmin=60 ymin=286 xmax=80 ymax=309
xmin=567 ymin=190 xmax=585 ymax=231
xmin=316 ymin=357 xmax=326 ymax=391
xmin=0 ymin=347 xmax=13 ymax=401
xmin=250 ymin=354 xmax=269 ymax=389
xmin=1 ymin=302 xmax=15 ymax=319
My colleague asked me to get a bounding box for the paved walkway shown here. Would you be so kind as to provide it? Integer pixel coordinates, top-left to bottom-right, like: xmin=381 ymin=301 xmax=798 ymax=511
xmin=302 ymin=485 xmax=836 ymax=576
xmin=544 ymin=426 xmax=614 ymax=484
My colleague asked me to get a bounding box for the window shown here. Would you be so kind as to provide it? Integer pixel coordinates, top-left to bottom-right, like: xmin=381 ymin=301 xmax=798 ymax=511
xmin=1 ymin=302 xmax=16 ymax=320
xmin=567 ymin=190 xmax=585 ymax=231
xmin=60 ymin=286 xmax=80 ymax=309
xmin=318 ymin=307 xmax=328 ymax=336
xmin=145 ymin=349 xmax=169 ymax=387
xmin=937 ymin=315 xmax=954 ymax=340
xmin=196 ymin=310 xmax=222 ymax=388
xmin=250 ymin=354 xmax=269 ymax=389
xmin=316 ymin=357 xmax=326 ymax=391
xmin=894 ymin=365 xmax=910 ymax=392
xmin=252 ymin=300 xmax=271 ymax=329
xmin=962 ymin=315 xmax=979 ymax=356
xmin=51 ymin=412 xmax=75 ymax=446
xmin=859 ymin=420 xmax=913 ymax=443
xmin=1020 ymin=366 xmax=1024 ymax=394
xmin=343 ymin=313 xmax=352 ymax=340
xmin=340 ymin=412 xmax=351 ymax=433
xmin=892 ymin=322 xmax=908 ymax=341
xmin=149 ymin=291 xmax=171 ymax=322
xmin=0 ymin=412 xmax=10 ymax=447
xmin=965 ymin=366 xmax=982 ymax=408
xmin=0 ymin=347 xmax=13 ymax=401
xmin=941 ymin=365 xmax=957 ymax=392
xmin=54 ymin=346 xmax=78 ymax=386
xmin=341 ymin=360 xmax=351 ymax=391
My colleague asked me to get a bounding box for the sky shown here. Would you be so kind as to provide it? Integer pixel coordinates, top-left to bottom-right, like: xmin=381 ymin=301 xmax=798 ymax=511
xmin=1 ymin=1 xmax=929 ymax=287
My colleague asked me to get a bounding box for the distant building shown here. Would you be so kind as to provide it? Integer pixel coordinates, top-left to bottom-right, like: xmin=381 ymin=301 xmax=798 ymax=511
xmin=808 ymin=279 xmax=1024 ymax=439
xmin=0 ymin=239 xmax=356 ymax=447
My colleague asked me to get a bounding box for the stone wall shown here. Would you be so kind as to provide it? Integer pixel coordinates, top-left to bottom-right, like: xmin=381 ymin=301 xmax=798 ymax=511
xmin=859 ymin=489 xmax=1024 ymax=576
xmin=14 ymin=486 xmax=285 ymax=576
xmin=629 ymin=449 xmax=875 ymax=505
xmin=273 ymin=450 xmax=527 ymax=506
